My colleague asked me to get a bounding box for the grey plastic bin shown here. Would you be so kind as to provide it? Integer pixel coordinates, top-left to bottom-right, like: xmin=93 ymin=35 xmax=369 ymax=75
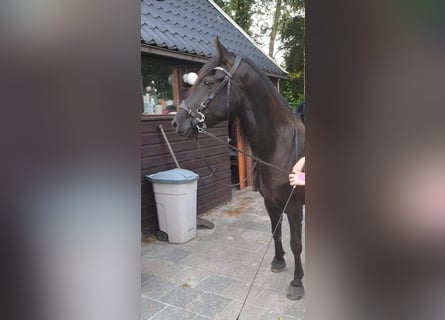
xmin=145 ymin=168 xmax=199 ymax=243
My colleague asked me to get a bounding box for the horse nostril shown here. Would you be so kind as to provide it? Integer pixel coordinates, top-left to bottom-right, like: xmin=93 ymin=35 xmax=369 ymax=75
xmin=171 ymin=120 xmax=177 ymax=128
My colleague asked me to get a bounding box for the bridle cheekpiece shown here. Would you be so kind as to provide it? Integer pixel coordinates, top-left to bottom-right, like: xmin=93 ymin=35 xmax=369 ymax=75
xmin=179 ymin=56 xmax=242 ymax=133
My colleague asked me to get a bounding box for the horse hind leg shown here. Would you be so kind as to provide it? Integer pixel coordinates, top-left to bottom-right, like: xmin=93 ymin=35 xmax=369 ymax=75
xmin=286 ymin=202 xmax=305 ymax=300
xmin=265 ymin=201 xmax=286 ymax=273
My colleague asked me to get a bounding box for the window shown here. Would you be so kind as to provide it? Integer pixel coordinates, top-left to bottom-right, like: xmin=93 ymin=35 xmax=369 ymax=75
xmin=141 ymin=53 xmax=203 ymax=116
xmin=141 ymin=54 xmax=179 ymax=115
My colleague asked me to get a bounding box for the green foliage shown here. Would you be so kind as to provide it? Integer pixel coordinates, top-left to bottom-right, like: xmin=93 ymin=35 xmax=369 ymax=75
xmin=215 ymin=0 xmax=305 ymax=108
xmin=280 ymin=9 xmax=305 ymax=107
xmin=235 ymin=0 xmax=256 ymax=34
xmin=213 ymin=0 xmax=226 ymax=8
xmin=282 ymin=78 xmax=304 ymax=110
xmin=249 ymin=0 xmax=273 ymax=46
xmin=213 ymin=0 xmax=255 ymax=35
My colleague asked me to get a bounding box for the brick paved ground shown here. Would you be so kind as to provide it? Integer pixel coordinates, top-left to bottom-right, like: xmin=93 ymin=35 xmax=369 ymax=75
xmin=141 ymin=188 xmax=305 ymax=319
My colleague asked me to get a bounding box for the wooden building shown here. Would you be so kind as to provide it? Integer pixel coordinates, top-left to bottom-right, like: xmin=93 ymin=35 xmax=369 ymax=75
xmin=141 ymin=0 xmax=288 ymax=234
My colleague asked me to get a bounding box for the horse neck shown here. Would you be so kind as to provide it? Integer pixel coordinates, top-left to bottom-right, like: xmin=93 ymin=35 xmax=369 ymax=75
xmin=237 ymin=71 xmax=296 ymax=160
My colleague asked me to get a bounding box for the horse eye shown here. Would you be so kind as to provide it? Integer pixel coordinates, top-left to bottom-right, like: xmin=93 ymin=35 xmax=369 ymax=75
xmin=204 ymin=80 xmax=209 ymax=86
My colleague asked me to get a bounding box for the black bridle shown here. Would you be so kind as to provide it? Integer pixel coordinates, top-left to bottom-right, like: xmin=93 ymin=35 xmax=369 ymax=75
xmin=179 ymin=55 xmax=242 ymax=133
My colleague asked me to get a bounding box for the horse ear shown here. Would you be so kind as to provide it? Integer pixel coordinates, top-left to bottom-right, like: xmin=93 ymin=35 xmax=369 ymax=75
xmin=214 ymin=36 xmax=234 ymax=68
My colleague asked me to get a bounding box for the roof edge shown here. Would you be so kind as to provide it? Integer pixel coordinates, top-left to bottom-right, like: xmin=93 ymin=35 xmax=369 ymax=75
xmin=207 ymin=0 xmax=289 ymax=76
xmin=141 ymin=44 xmax=209 ymax=63
xmin=268 ymin=73 xmax=289 ymax=80
xmin=141 ymin=44 xmax=288 ymax=79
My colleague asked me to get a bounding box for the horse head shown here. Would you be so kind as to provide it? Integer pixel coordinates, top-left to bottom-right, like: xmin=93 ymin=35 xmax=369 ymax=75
xmin=172 ymin=37 xmax=244 ymax=137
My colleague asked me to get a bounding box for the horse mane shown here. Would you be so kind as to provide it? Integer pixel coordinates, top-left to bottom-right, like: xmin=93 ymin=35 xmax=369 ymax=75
xmin=195 ymin=53 xmax=295 ymax=150
xmin=235 ymin=55 xmax=295 ymax=148
xmin=197 ymin=54 xmax=292 ymax=110
xmin=196 ymin=53 xmax=292 ymax=113
xmin=241 ymin=56 xmax=293 ymax=113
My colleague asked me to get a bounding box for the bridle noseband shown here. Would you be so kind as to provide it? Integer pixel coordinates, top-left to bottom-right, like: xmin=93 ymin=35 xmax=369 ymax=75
xmin=179 ymin=56 xmax=242 ymax=133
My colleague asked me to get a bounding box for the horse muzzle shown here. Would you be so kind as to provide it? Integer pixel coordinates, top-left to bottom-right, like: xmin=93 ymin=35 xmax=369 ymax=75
xmin=171 ymin=108 xmax=199 ymax=137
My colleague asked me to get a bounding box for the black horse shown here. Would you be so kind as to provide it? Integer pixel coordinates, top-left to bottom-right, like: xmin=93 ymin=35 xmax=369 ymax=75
xmin=172 ymin=38 xmax=305 ymax=300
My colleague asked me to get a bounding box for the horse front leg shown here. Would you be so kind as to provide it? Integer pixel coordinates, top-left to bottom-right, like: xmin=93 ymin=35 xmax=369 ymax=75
xmin=265 ymin=201 xmax=286 ymax=273
xmin=287 ymin=202 xmax=305 ymax=300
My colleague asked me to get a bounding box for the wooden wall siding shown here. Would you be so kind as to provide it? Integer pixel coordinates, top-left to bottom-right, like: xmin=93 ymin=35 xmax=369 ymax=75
xmin=141 ymin=116 xmax=232 ymax=234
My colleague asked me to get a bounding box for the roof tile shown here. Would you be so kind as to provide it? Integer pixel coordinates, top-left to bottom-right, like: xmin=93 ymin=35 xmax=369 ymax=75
xmin=140 ymin=0 xmax=287 ymax=77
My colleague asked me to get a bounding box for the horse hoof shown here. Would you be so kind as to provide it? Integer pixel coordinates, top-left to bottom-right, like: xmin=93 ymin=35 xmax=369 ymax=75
xmin=270 ymin=259 xmax=286 ymax=273
xmin=287 ymin=283 xmax=305 ymax=300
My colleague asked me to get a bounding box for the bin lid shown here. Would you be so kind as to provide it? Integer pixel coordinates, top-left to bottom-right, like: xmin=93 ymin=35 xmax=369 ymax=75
xmin=145 ymin=168 xmax=199 ymax=184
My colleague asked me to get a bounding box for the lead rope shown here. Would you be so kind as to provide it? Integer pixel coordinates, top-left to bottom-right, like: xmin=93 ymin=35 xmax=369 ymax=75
xmin=197 ymin=128 xmax=298 ymax=318
xmin=198 ymin=129 xmax=290 ymax=175
xmin=195 ymin=136 xmax=258 ymax=187
xmin=236 ymin=186 xmax=296 ymax=320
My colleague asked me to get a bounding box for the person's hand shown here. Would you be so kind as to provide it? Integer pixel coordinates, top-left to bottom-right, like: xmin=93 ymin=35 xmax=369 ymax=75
xmin=289 ymin=172 xmax=305 ymax=186
xmin=289 ymin=157 xmax=305 ymax=186
xmin=292 ymin=157 xmax=305 ymax=174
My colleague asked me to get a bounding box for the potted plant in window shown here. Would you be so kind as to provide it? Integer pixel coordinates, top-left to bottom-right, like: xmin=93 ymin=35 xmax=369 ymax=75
xmin=143 ymin=81 xmax=158 ymax=114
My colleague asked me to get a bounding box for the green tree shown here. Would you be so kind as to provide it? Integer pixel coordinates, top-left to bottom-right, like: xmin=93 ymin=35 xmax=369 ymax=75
xmin=213 ymin=0 xmax=255 ymax=35
xmin=280 ymin=11 xmax=305 ymax=107
xmin=214 ymin=0 xmax=305 ymax=107
xmin=232 ymin=0 xmax=255 ymax=33
xmin=268 ymin=0 xmax=282 ymax=56
xmin=213 ymin=0 xmax=226 ymax=9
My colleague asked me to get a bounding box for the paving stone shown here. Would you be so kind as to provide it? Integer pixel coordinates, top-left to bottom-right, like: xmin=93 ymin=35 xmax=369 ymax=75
xmin=197 ymin=230 xmax=240 ymax=251
xmin=151 ymin=306 xmax=196 ymax=320
xmin=212 ymin=220 xmax=245 ymax=235
xmin=176 ymin=253 xmax=209 ymax=268
xmin=196 ymin=274 xmax=236 ymax=294
xmin=255 ymin=263 xmax=295 ymax=293
xmin=159 ymin=286 xmax=203 ymax=308
xmin=142 ymin=257 xmax=186 ymax=280
xmin=141 ymin=190 xmax=305 ymax=319
xmin=142 ymin=275 xmax=178 ymax=299
xmin=286 ymin=299 xmax=305 ymax=319
xmin=179 ymin=253 xmax=235 ymax=275
xmin=162 ymin=248 xmax=192 ymax=263
xmin=141 ymin=296 xmax=166 ymax=320
xmin=224 ymin=263 xmax=261 ymax=282
xmin=221 ymin=281 xmax=264 ymax=303
xmin=191 ymin=316 xmax=211 ymax=320
xmin=213 ymin=301 xmax=266 ymax=320
xmin=142 ymin=242 xmax=191 ymax=263
xmin=231 ymin=230 xmax=272 ymax=253
xmin=177 ymin=231 xmax=225 ymax=251
xmin=171 ymin=267 xmax=210 ymax=288
xmin=220 ymin=246 xmax=265 ymax=266
xmin=260 ymin=310 xmax=300 ymax=320
xmin=251 ymin=288 xmax=296 ymax=314
xmin=186 ymin=293 xmax=232 ymax=318
xmin=238 ymin=218 xmax=271 ymax=233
